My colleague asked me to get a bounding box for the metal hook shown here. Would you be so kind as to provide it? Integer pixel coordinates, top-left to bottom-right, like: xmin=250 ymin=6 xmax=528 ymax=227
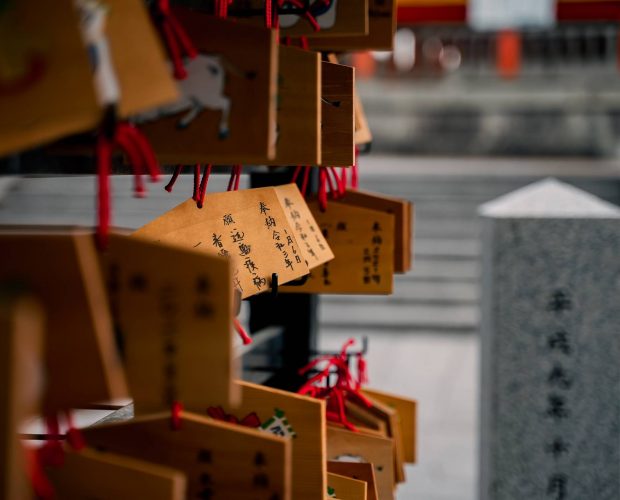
xmin=286 ymin=273 xmax=310 ymax=287
xmin=271 ymin=272 xmax=279 ymax=297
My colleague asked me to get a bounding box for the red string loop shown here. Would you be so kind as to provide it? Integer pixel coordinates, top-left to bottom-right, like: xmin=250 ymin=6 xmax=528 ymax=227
xmin=193 ymin=164 xmax=201 ymax=201
xmin=233 ymin=318 xmax=253 ymax=345
xmin=318 ymin=167 xmax=328 ymax=211
xmin=351 ymin=146 xmax=359 ymax=189
xmin=197 ymin=164 xmax=213 ymax=208
xmin=165 ymin=165 xmax=183 ymax=193
xmin=64 ymin=411 xmax=86 ymax=451
xmin=153 ymin=0 xmax=197 ymax=80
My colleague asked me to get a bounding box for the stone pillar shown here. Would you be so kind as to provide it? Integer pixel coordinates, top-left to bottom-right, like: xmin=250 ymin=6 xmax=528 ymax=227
xmin=478 ymin=178 xmax=620 ymax=500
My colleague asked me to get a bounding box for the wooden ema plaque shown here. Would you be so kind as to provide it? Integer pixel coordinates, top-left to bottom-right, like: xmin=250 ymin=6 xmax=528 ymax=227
xmin=227 ymin=0 xmax=368 ymax=38
xmin=363 ymin=388 xmax=417 ymax=464
xmin=340 ymin=190 xmax=413 ymax=274
xmin=0 ymin=229 xmax=128 ymax=413
xmin=205 ymin=381 xmax=326 ymax=500
xmin=321 ymin=61 xmax=355 ymax=167
xmin=327 ymin=472 xmax=367 ymax=500
xmin=273 ymin=184 xmax=334 ymax=269
xmin=133 ymin=187 xmax=310 ymax=299
xmin=0 ymin=0 xmax=99 ymax=157
xmin=82 ymin=412 xmax=292 ymax=500
xmin=101 ymin=233 xmax=239 ymax=414
xmin=0 ymin=291 xmax=44 ymax=500
xmin=328 ymin=462 xmax=379 ymax=500
xmin=271 ymin=46 xmax=322 ymax=166
xmin=327 ymin=426 xmax=395 ymax=500
xmin=47 ymin=448 xmax=187 ymax=499
xmin=137 ymin=10 xmax=278 ymax=164
xmin=309 ymin=0 xmax=397 ymax=51
xmin=283 ymin=200 xmax=395 ymax=294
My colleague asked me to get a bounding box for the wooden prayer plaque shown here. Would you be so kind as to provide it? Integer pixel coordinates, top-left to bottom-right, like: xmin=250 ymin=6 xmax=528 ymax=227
xmin=205 ymin=381 xmax=326 ymax=500
xmin=83 ymin=412 xmax=292 ymax=500
xmin=0 ymin=229 xmax=128 ymax=413
xmin=47 ymin=448 xmax=187 ymax=500
xmin=0 ymin=0 xmax=99 ymax=156
xmin=321 ymin=61 xmax=355 ymax=167
xmin=273 ymin=183 xmax=334 ymax=269
xmin=271 ymin=46 xmax=321 ymax=166
xmin=136 ymin=10 xmax=278 ymax=164
xmin=328 ymin=462 xmax=379 ymax=500
xmin=309 ymin=0 xmax=396 ymax=51
xmin=327 ymin=426 xmax=395 ymax=500
xmin=363 ymin=388 xmax=417 ymax=464
xmin=228 ymin=0 xmax=368 ymax=38
xmin=340 ymin=190 xmax=413 ymax=273
xmin=327 ymin=472 xmax=367 ymax=500
xmin=0 ymin=291 xmax=44 ymax=500
xmin=283 ymin=200 xmax=395 ymax=294
xmin=106 ymin=0 xmax=179 ymax=117
xmin=133 ymin=187 xmax=310 ymax=299
xmin=101 ymin=233 xmax=239 ymax=414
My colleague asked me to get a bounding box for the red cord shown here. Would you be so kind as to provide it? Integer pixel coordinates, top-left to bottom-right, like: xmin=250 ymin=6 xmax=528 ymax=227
xmin=301 ymin=165 xmax=311 ymax=197
xmin=165 ymin=165 xmax=183 ymax=192
xmin=193 ymin=164 xmax=200 ymax=201
xmin=171 ymin=400 xmax=183 ymax=430
xmin=64 ymin=411 xmax=86 ymax=451
xmin=197 ymin=164 xmax=213 ymax=208
xmin=154 ymin=0 xmax=197 ymax=80
xmin=233 ymin=317 xmax=253 ymax=345
xmin=291 ymin=165 xmax=302 ymax=183
xmin=226 ymin=165 xmax=242 ymax=192
xmin=318 ymin=167 xmax=328 ymax=211
xmin=300 ymin=35 xmax=309 ymax=50
xmin=352 ymin=146 xmax=359 ymax=189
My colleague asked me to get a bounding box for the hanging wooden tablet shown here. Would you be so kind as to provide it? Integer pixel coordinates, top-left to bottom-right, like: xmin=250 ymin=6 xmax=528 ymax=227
xmin=100 ymin=233 xmax=239 ymax=414
xmin=340 ymin=190 xmax=413 ymax=273
xmin=135 ymin=10 xmax=278 ymax=164
xmin=104 ymin=0 xmax=179 ymax=117
xmin=327 ymin=426 xmax=395 ymax=500
xmin=226 ymin=0 xmax=368 ymax=38
xmin=345 ymin=397 xmax=406 ymax=484
xmin=271 ymin=46 xmax=322 ymax=166
xmin=308 ymin=0 xmax=397 ymax=51
xmin=47 ymin=448 xmax=187 ymax=499
xmin=283 ymin=200 xmax=395 ymax=294
xmin=327 ymin=472 xmax=367 ymax=500
xmin=82 ymin=412 xmax=292 ymax=500
xmin=205 ymin=381 xmax=326 ymax=500
xmin=0 ymin=229 xmax=128 ymax=413
xmin=273 ymin=183 xmax=335 ymax=269
xmin=133 ymin=187 xmax=310 ymax=299
xmin=328 ymin=462 xmax=379 ymax=500
xmin=0 ymin=0 xmax=99 ymax=156
xmin=363 ymin=388 xmax=417 ymax=464
xmin=321 ymin=61 xmax=355 ymax=167
xmin=0 ymin=290 xmax=44 ymax=500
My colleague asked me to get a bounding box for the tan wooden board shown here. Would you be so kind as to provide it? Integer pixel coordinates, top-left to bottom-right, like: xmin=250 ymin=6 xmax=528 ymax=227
xmin=100 ymin=232 xmax=239 ymax=414
xmin=363 ymin=388 xmax=417 ymax=464
xmin=321 ymin=61 xmax=355 ymax=167
xmin=108 ymin=0 xmax=179 ymax=118
xmin=354 ymin=89 xmax=373 ymax=146
xmin=203 ymin=381 xmax=326 ymax=500
xmin=283 ymin=200 xmax=394 ymax=294
xmin=83 ymin=411 xmax=292 ymax=500
xmin=309 ymin=0 xmax=396 ymax=51
xmin=340 ymin=190 xmax=412 ymax=273
xmin=0 ymin=0 xmax=99 ymax=156
xmin=271 ymin=46 xmax=321 ymax=166
xmin=0 ymin=291 xmax=43 ymax=500
xmin=327 ymin=472 xmax=367 ymax=500
xmin=0 ymin=229 xmax=128 ymax=412
xmin=328 ymin=462 xmax=378 ymax=500
xmin=228 ymin=0 xmax=368 ymax=38
xmin=273 ymin=183 xmax=334 ymax=269
xmin=137 ymin=10 xmax=278 ymax=164
xmin=47 ymin=448 xmax=187 ymax=499
xmin=133 ymin=187 xmax=309 ymax=299
xmin=327 ymin=426 xmax=395 ymax=500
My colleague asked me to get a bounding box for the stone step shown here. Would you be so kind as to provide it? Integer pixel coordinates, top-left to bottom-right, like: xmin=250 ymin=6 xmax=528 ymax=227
xmin=319 ymin=301 xmax=479 ymax=332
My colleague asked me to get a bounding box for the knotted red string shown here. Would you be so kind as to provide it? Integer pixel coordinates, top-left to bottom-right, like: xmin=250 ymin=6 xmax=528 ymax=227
xmin=30 ymin=415 xmax=63 ymax=500
xmin=196 ymin=164 xmax=213 ymax=208
xmin=165 ymin=165 xmax=182 ymax=193
xmin=207 ymin=406 xmax=261 ymax=427
xmin=64 ymin=411 xmax=85 ymax=451
xmin=171 ymin=400 xmax=183 ymax=430
xmin=233 ymin=317 xmax=253 ymax=345
xmin=298 ymin=339 xmax=372 ymax=431
xmin=226 ymin=165 xmax=242 ymax=192
xmin=153 ymin=0 xmax=197 ymax=80
xmin=97 ymin=122 xmax=161 ymax=249
xmin=318 ymin=167 xmax=328 ymax=211
xmin=284 ymin=0 xmax=321 ymax=31
xmin=193 ymin=164 xmax=201 ymax=201
xmin=216 ymin=0 xmax=231 ymax=18
xmin=351 ymin=146 xmax=359 ymax=189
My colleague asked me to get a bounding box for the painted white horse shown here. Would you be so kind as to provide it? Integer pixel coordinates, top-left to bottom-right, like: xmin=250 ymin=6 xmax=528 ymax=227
xmin=136 ymin=54 xmax=235 ymax=139
xmin=279 ymin=0 xmax=338 ymax=29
